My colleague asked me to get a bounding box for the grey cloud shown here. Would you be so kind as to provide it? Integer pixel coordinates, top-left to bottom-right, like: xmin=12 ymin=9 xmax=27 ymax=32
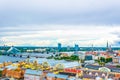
xmin=111 ymin=31 xmax=120 ymax=46
xmin=0 ymin=9 xmax=120 ymax=27
xmin=0 ymin=0 xmax=120 ymax=46
xmin=0 ymin=0 xmax=120 ymax=27
xmin=113 ymin=41 xmax=120 ymax=46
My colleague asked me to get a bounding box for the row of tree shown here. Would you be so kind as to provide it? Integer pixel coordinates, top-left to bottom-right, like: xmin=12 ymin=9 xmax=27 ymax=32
xmin=97 ymin=57 xmax=113 ymax=66
xmin=99 ymin=57 xmax=112 ymax=63
xmin=53 ymin=55 xmax=80 ymax=61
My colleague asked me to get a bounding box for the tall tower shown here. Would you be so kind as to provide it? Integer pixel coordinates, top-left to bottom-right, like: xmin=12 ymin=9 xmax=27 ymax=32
xmin=109 ymin=45 xmax=112 ymax=51
xmin=106 ymin=41 xmax=109 ymax=50
xmin=91 ymin=44 xmax=94 ymax=52
xmin=58 ymin=43 xmax=61 ymax=52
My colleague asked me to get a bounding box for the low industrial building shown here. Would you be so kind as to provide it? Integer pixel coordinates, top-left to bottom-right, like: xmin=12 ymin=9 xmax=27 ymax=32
xmin=24 ymin=69 xmax=43 ymax=80
xmin=112 ymin=57 xmax=120 ymax=63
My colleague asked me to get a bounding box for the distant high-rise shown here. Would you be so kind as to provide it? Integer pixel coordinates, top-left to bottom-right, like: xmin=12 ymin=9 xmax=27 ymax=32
xmin=106 ymin=41 xmax=109 ymax=50
xmin=91 ymin=44 xmax=94 ymax=52
xmin=67 ymin=46 xmax=70 ymax=51
xmin=74 ymin=44 xmax=79 ymax=53
xmin=58 ymin=43 xmax=62 ymax=52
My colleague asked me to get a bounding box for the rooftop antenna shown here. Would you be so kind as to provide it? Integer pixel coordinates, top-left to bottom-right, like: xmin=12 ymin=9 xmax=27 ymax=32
xmin=91 ymin=44 xmax=94 ymax=52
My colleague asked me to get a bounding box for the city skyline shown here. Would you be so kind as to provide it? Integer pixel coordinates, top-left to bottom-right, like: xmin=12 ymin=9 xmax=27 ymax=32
xmin=0 ymin=0 xmax=120 ymax=47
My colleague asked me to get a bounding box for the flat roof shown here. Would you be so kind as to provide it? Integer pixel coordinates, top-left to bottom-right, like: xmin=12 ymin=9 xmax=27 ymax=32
xmin=25 ymin=69 xmax=42 ymax=76
xmin=47 ymin=73 xmax=68 ymax=79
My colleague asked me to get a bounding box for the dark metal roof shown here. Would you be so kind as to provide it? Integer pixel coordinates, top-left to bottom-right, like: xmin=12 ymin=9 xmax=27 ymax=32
xmin=85 ymin=64 xmax=101 ymax=70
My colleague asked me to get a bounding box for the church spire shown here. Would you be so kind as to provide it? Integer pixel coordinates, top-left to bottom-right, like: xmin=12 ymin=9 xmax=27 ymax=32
xmin=106 ymin=41 xmax=112 ymax=52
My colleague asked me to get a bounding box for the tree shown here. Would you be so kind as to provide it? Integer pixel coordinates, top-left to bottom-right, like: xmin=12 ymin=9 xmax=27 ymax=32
xmin=105 ymin=58 xmax=113 ymax=63
xmin=0 ymin=51 xmax=2 ymax=55
xmin=70 ymin=55 xmax=79 ymax=60
xmin=55 ymin=54 xmax=59 ymax=57
xmin=109 ymin=58 xmax=112 ymax=62
xmin=116 ymin=65 xmax=120 ymax=68
xmin=98 ymin=62 xmax=105 ymax=66
xmin=81 ymin=59 xmax=85 ymax=63
xmin=100 ymin=57 xmax=105 ymax=62
xmin=47 ymin=51 xmax=49 ymax=54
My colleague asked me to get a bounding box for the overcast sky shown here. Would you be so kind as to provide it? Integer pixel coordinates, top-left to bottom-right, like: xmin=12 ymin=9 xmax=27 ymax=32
xmin=0 ymin=0 xmax=120 ymax=47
